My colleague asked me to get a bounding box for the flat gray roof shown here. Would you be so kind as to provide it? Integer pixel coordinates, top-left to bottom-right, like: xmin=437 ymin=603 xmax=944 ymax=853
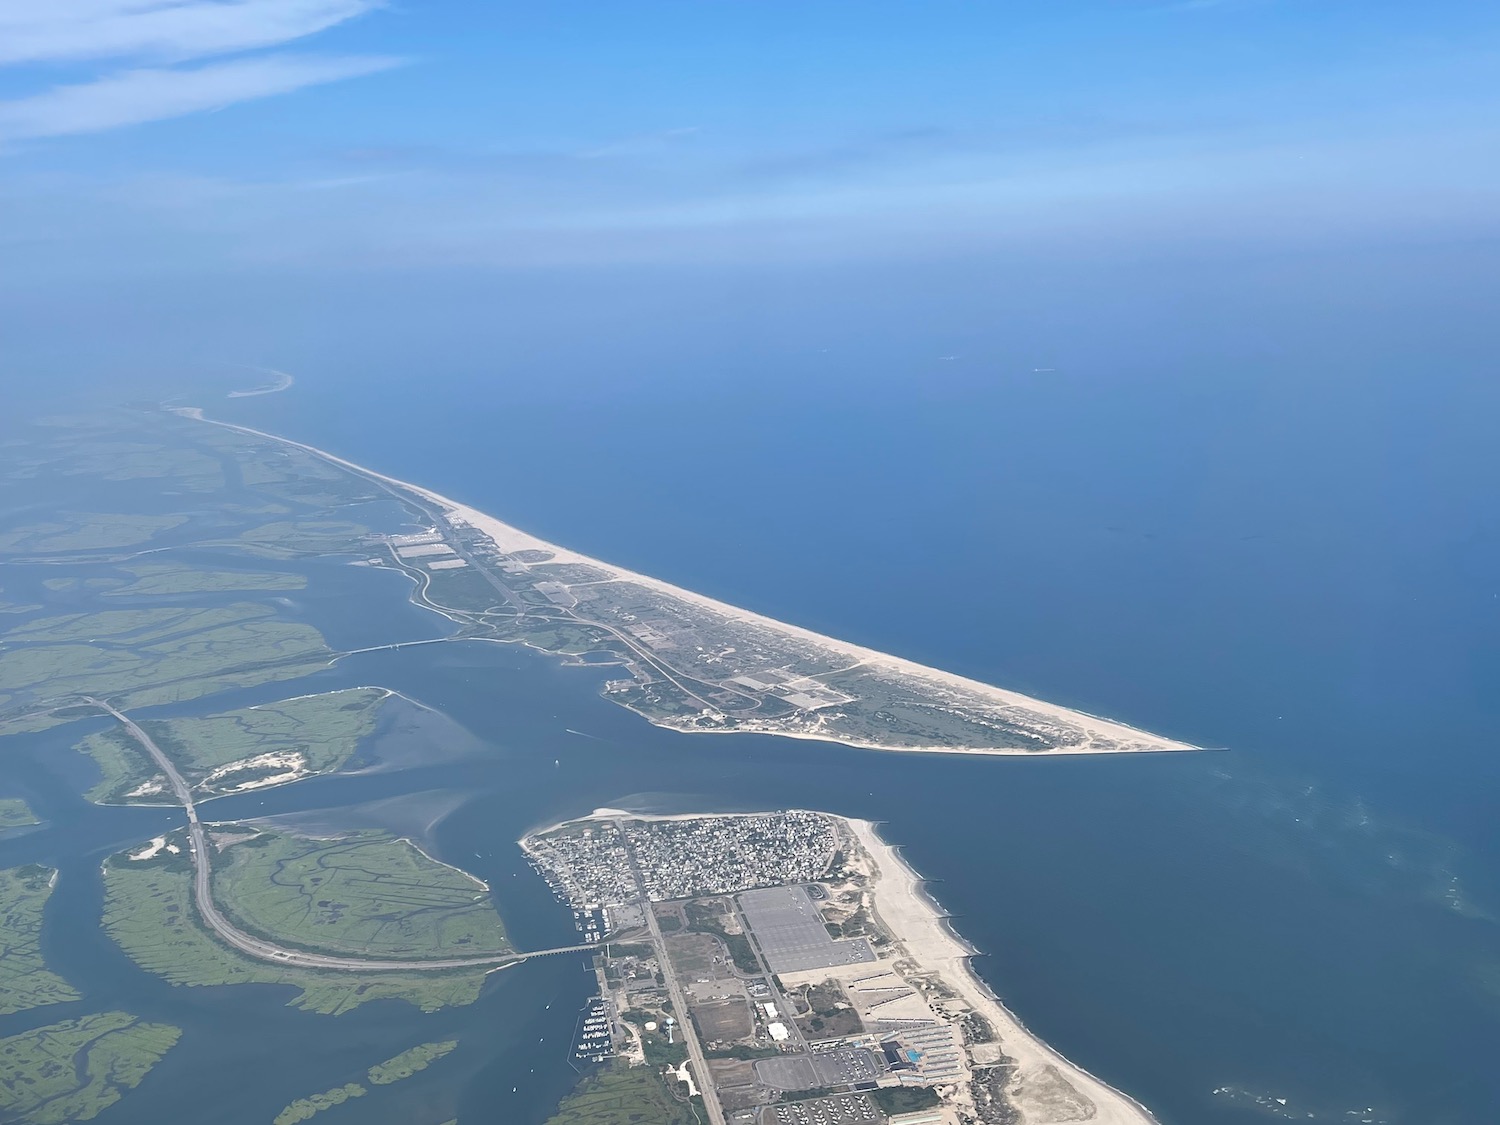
xmin=737 ymin=885 xmax=876 ymax=975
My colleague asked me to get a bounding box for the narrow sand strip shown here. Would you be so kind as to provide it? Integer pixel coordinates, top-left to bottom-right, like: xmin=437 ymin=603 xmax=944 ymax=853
xmin=177 ymin=408 xmax=1193 ymax=757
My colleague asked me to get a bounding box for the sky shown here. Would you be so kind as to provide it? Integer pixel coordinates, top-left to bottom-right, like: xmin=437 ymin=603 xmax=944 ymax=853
xmin=1 ymin=1 xmax=1497 ymax=387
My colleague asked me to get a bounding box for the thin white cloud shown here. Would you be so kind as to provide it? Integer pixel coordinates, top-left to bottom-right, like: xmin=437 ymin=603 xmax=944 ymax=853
xmin=0 ymin=0 xmax=383 ymax=65
xmin=0 ymin=53 xmax=402 ymax=141
xmin=0 ymin=0 xmax=397 ymax=145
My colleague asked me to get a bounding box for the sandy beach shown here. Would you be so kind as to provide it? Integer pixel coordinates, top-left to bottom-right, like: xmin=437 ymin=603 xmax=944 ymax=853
xmin=848 ymin=816 xmax=1159 ymax=1125
xmin=179 ymin=408 xmax=1194 ymax=758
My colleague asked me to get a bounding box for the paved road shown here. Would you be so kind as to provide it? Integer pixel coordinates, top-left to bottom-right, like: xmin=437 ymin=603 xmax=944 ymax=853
xmin=615 ymin=819 xmax=728 ymax=1125
xmin=87 ymin=698 xmax=590 ymax=973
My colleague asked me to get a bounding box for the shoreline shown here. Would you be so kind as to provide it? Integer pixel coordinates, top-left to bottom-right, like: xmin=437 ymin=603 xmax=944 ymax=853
xmin=176 ymin=407 xmax=1195 ymax=758
xmin=847 ymin=816 xmax=1161 ymax=1125
xmin=524 ymin=808 xmax=1160 ymax=1125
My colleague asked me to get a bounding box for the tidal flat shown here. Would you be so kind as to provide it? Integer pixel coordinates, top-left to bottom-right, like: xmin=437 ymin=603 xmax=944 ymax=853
xmin=101 ymin=561 xmax=308 ymax=598
xmin=0 ymin=864 xmax=80 ymax=1015
xmin=541 ymin=1063 xmax=702 ymax=1125
xmin=367 ymin=1040 xmax=460 ymax=1085
xmin=102 ymin=843 xmax=496 ymax=1015
xmin=0 ymin=796 xmax=39 ymax=829
xmin=0 ymin=1012 xmax=180 ymax=1124
xmin=210 ymin=827 xmax=510 ymax=960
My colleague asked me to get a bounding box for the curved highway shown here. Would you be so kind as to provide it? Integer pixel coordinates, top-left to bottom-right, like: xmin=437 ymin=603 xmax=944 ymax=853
xmin=86 ymin=698 xmax=589 ymax=972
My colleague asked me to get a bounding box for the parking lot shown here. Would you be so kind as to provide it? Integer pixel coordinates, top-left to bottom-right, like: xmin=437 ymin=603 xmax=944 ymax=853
xmin=759 ymin=1093 xmax=880 ymax=1125
xmin=738 ymin=886 xmax=877 ymax=974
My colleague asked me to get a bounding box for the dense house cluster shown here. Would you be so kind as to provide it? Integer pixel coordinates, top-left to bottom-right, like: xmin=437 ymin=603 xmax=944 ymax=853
xmin=523 ymin=822 xmax=639 ymax=909
xmin=523 ymin=812 xmax=838 ymax=911
xmin=626 ymin=811 xmax=835 ymax=901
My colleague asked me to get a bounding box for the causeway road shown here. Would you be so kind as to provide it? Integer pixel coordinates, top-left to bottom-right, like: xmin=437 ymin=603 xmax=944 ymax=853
xmin=87 ymin=698 xmax=588 ymax=973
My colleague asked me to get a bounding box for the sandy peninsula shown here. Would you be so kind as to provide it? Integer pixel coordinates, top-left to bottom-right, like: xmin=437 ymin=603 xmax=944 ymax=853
xmin=175 ymin=407 xmax=1194 ymax=759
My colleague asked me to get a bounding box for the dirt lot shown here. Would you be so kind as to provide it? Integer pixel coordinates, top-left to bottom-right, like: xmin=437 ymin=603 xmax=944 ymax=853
xmin=666 ymin=932 xmax=725 ymax=977
xmin=708 ymin=1058 xmax=762 ymax=1111
xmin=792 ymin=979 xmax=864 ymax=1040
xmin=692 ymin=997 xmax=754 ymax=1043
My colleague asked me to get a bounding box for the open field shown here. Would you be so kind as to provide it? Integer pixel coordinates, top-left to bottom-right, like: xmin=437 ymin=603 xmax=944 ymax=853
xmin=0 ymin=1011 xmax=180 ymax=1124
xmin=103 ymin=845 xmax=493 ymax=1015
xmin=368 ymin=1040 xmax=459 ymax=1085
xmin=212 ymin=829 xmax=510 ymax=959
xmin=0 ymin=865 xmax=81 ymax=1015
xmin=274 ymin=1081 xmax=366 ymax=1124
xmin=0 ymin=796 xmax=39 ymax=828
xmin=542 ymin=1062 xmax=704 ymax=1125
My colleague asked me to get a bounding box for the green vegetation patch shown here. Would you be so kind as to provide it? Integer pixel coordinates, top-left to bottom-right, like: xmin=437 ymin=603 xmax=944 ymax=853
xmin=213 ymin=829 xmax=510 ymax=959
xmin=74 ymin=728 xmax=170 ymax=804
xmin=871 ymin=1086 xmax=942 ymax=1115
xmin=0 ymin=603 xmax=330 ymax=725
xmin=684 ymin=901 xmax=760 ymax=975
xmin=542 ymin=1062 xmax=702 ymax=1125
xmin=103 ymin=849 xmax=491 ymax=1015
xmin=143 ymin=687 xmax=390 ymax=795
xmin=104 ymin=562 xmax=306 ymax=597
xmin=0 ymin=512 xmax=188 ymax=554
xmin=56 ymin=442 xmax=225 ymax=491
xmin=274 ymin=1081 xmax=366 ymax=1125
xmin=367 ymin=1040 xmax=459 ymax=1085
xmin=0 ymin=797 xmax=39 ymax=829
xmin=705 ymin=1044 xmax=780 ymax=1060
xmin=33 ymin=579 xmax=122 ymax=603
xmin=7 ymin=603 xmax=273 ymax=645
xmin=235 ymin=520 xmax=373 ymax=558
xmin=74 ymin=688 xmax=387 ymax=804
xmin=0 ymin=1011 xmax=180 ymax=1124
xmin=0 ymin=865 xmax=81 ymax=1014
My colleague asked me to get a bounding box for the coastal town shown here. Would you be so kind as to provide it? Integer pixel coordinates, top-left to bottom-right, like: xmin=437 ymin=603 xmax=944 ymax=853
xmin=524 ymin=811 xmax=1157 ymax=1125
